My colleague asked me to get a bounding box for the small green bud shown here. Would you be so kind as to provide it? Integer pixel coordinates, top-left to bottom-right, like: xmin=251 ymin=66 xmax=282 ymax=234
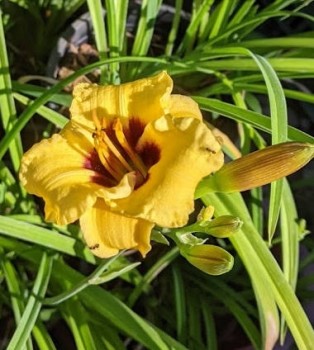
xmin=197 ymin=205 xmax=215 ymax=222
xmin=181 ymin=244 xmax=234 ymax=275
xmin=201 ymin=215 xmax=243 ymax=238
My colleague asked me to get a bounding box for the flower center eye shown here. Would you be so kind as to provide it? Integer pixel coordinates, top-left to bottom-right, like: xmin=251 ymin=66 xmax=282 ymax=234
xmin=93 ymin=118 xmax=149 ymax=187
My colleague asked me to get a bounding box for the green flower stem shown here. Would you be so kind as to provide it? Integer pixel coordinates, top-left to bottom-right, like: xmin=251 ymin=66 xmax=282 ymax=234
xmin=171 ymin=222 xmax=202 ymax=235
xmin=43 ymin=253 xmax=121 ymax=306
xmin=202 ymin=192 xmax=314 ymax=350
xmin=171 ymin=216 xmax=242 ymax=239
xmin=128 ymin=247 xmax=179 ymax=307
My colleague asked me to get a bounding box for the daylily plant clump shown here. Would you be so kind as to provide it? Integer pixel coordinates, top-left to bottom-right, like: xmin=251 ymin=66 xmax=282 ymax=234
xmin=20 ymin=72 xmax=225 ymax=259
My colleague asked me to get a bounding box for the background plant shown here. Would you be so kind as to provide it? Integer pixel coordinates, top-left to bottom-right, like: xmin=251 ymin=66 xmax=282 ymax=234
xmin=1 ymin=0 xmax=314 ymax=349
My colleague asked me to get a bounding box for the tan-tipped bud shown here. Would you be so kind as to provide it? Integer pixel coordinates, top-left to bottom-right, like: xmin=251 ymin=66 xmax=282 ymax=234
xmin=181 ymin=244 xmax=234 ymax=275
xmin=201 ymin=215 xmax=243 ymax=238
xmin=201 ymin=142 xmax=314 ymax=193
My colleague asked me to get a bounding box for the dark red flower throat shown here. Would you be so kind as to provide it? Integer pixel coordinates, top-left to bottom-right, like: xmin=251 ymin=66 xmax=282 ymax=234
xmin=84 ymin=117 xmax=160 ymax=188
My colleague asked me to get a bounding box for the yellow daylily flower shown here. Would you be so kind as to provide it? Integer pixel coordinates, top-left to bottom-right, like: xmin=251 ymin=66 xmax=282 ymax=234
xmin=19 ymin=72 xmax=224 ymax=258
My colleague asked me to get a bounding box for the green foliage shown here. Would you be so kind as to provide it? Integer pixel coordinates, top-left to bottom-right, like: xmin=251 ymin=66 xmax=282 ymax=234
xmin=2 ymin=0 xmax=86 ymax=64
xmin=1 ymin=1 xmax=314 ymax=349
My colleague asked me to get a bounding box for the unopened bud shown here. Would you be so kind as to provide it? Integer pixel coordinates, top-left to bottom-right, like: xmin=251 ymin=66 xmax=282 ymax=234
xmin=196 ymin=142 xmax=314 ymax=195
xmin=181 ymin=244 xmax=234 ymax=275
xmin=197 ymin=206 xmax=214 ymax=222
xmin=201 ymin=215 xmax=242 ymax=238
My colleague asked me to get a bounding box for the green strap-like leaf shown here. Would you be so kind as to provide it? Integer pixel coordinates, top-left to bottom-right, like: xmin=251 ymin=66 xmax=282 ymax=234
xmin=194 ymin=97 xmax=314 ymax=143
xmin=0 ymin=11 xmax=22 ymax=172
xmin=0 ymin=215 xmax=96 ymax=263
xmin=6 ymin=253 xmax=53 ymax=350
xmin=202 ymin=192 xmax=314 ymax=350
xmin=251 ymin=55 xmax=287 ymax=241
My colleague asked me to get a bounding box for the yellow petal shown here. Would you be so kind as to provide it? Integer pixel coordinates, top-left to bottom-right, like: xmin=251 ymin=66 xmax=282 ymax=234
xmin=70 ymin=71 xmax=173 ymax=130
xmin=80 ymin=200 xmax=153 ymax=258
xmin=19 ymin=123 xmax=134 ymax=225
xmin=112 ymin=116 xmax=224 ymax=227
xmin=169 ymin=94 xmax=202 ymax=120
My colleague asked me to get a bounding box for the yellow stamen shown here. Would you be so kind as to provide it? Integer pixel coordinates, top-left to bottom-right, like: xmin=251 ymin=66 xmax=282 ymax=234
xmin=92 ymin=111 xmax=102 ymax=131
xmin=100 ymin=131 xmax=134 ymax=173
xmin=100 ymin=140 xmax=133 ymax=179
xmin=97 ymin=138 xmax=128 ymax=177
xmin=113 ymin=119 xmax=147 ymax=178
xmin=94 ymin=138 xmax=123 ymax=181
xmin=92 ymin=114 xmax=149 ymax=185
